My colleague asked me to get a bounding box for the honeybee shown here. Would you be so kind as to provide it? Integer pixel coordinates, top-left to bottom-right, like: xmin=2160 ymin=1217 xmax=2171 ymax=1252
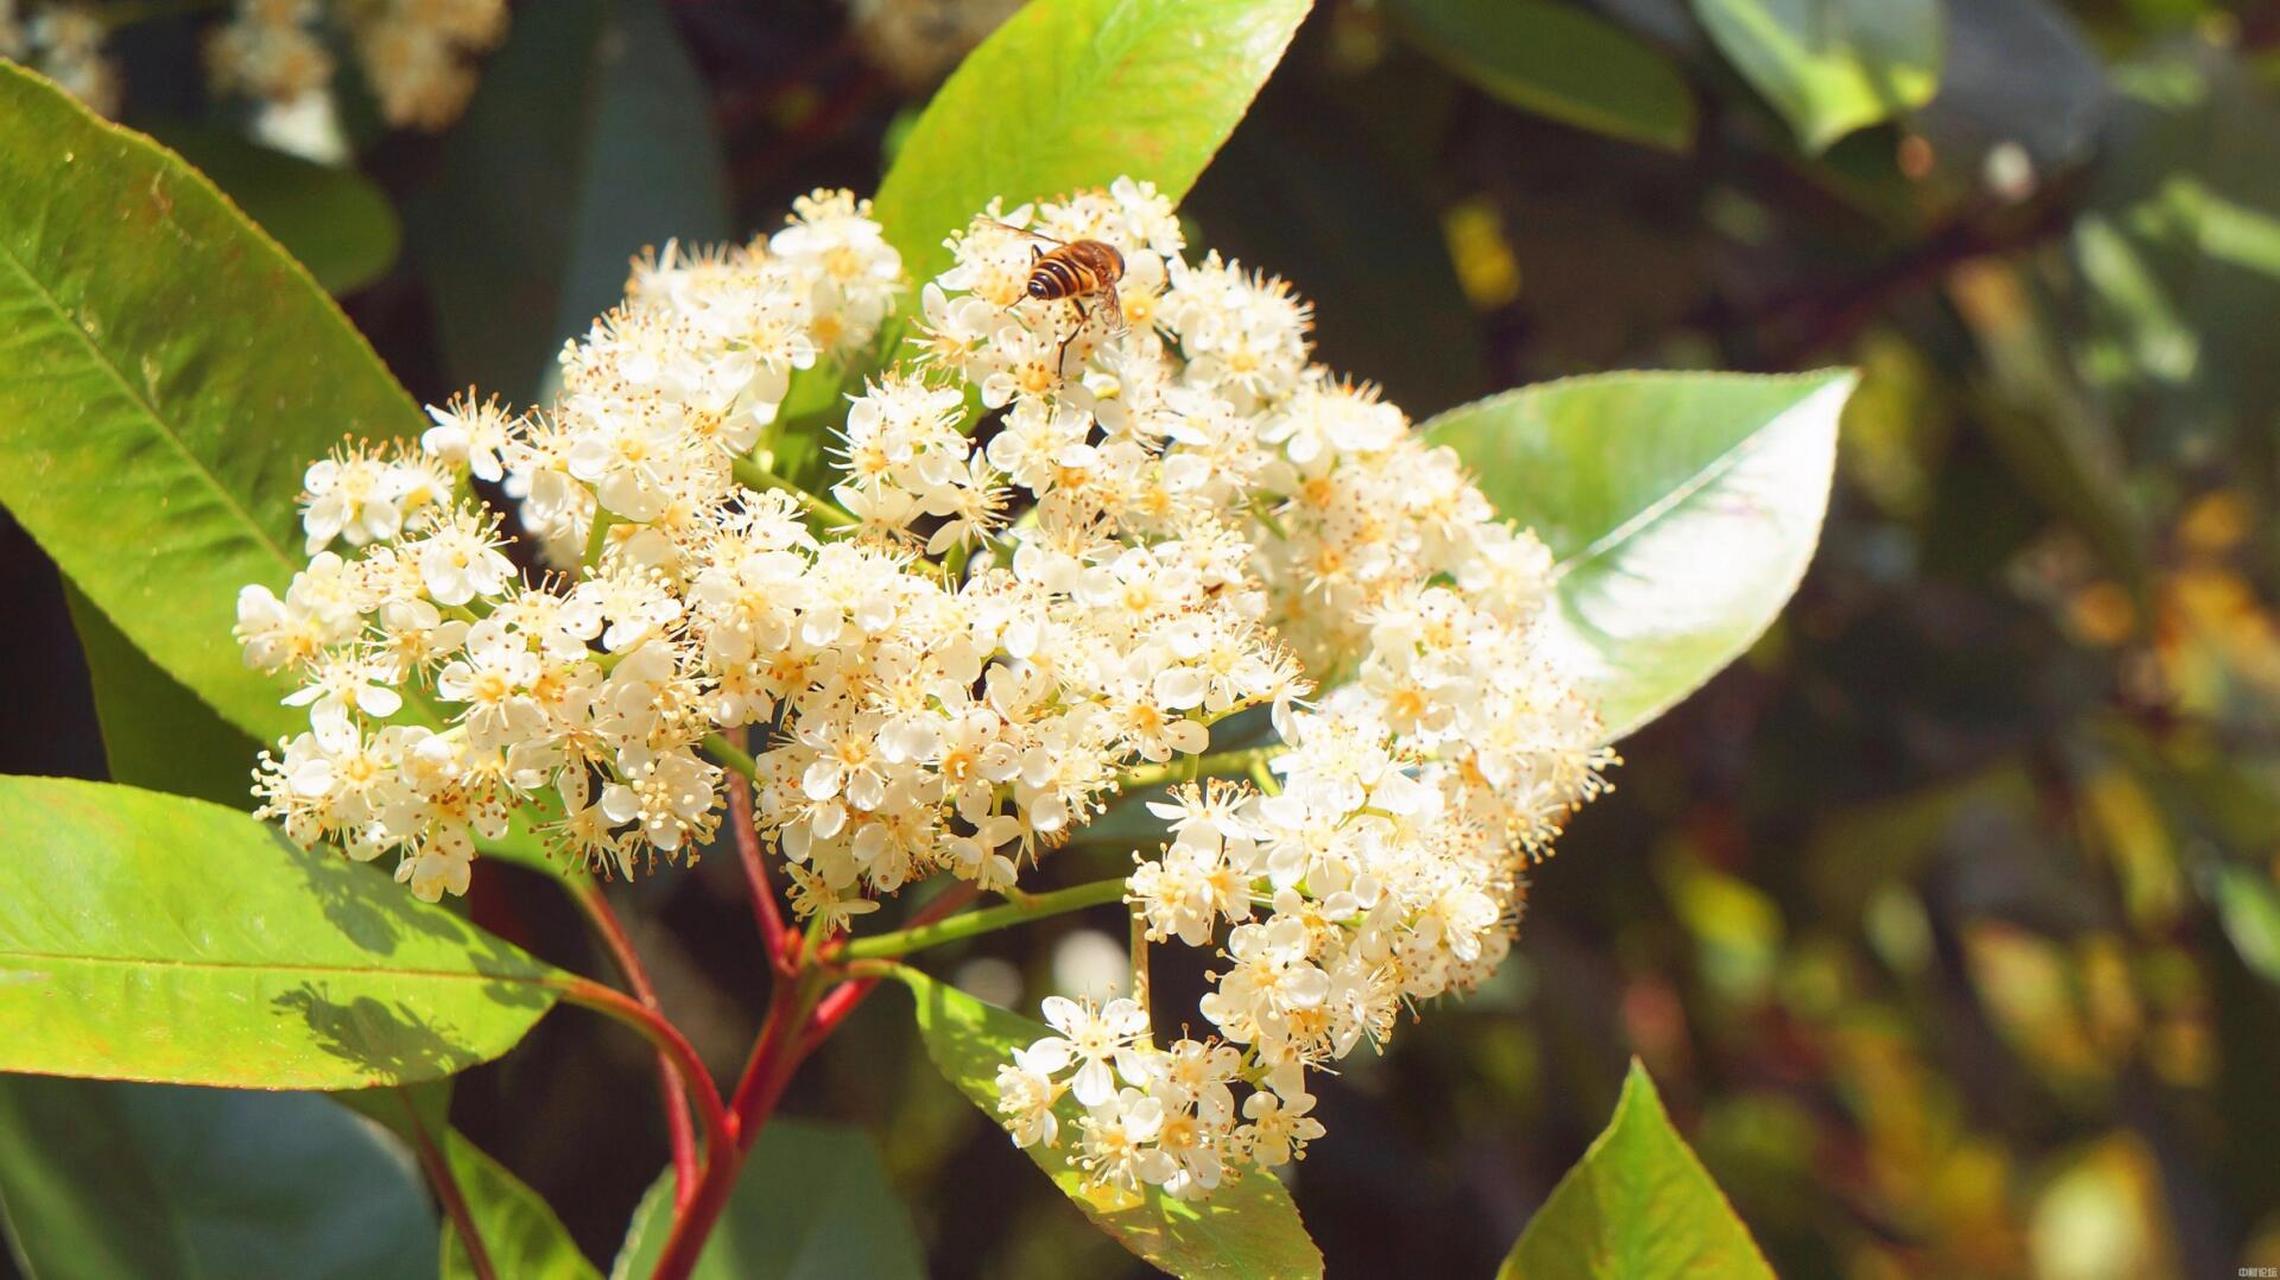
xmin=992 ymin=221 xmax=1127 ymax=365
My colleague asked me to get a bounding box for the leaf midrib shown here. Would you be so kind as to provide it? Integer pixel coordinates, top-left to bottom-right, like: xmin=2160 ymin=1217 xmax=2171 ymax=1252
xmin=0 ymin=222 xmax=298 ymax=576
xmin=0 ymin=948 xmax=559 ymax=988
xmin=1552 ymin=394 xmax=1821 ymax=579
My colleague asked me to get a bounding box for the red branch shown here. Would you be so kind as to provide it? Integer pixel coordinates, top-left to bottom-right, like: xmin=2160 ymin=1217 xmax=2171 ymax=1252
xmin=569 ymin=881 xmax=701 ymax=1204
xmin=724 ymin=762 xmax=794 ymax=976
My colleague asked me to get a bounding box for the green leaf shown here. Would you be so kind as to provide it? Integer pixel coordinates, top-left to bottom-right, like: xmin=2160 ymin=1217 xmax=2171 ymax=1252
xmin=1499 ymin=1060 xmax=1773 ymax=1280
xmin=0 ymin=1075 xmax=437 ymax=1280
xmin=1424 ymin=370 xmax=1852 ymax=741
xmin=1690 ymin=0 xmax=1942 ymax=152
xmin=143 ymin=123 xmax=402 ymax=296
xmin=1386 ymin=0 xmax=1696 ymax=151
xmin=409 ymin=0 xmax=730 ymax=400
xmin=0 ymin=62 xmax=425 ymax=746
xmin=891 ymin=966 xmax=1324 ymax=1280
xmin=63 ymin=582 xmax=262 ymax=810
xmin=2213 ymin=864 xmax=2280 ymax=987
xmin=2078 ymin=45 xmax=2280 ymax=452
xmin=0 ymin=775 xmax=563 ymax=1089
xmin=443 ymin=1130 xmax=599 ymax=1280
xmin=872 ymin=0 xmax=1314 ymax=288
xmin=611 ymin=1120 xmax=924 ymax=1280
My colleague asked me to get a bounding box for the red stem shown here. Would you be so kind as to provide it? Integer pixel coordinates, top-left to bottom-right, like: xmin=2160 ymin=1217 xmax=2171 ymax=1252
xmin=569 ymin=881 xmax=700 ymax=1206
xmin=395 ymin=1088 xmax=496 ymax=1280
xmin=646 ymin=976 xmax=824 ymax=1280
xmin=560 ymin=979 xmax=731 ymax=1166
xmin=724 ymin=763 xmax=793 ymax=976
xmin=643 ymin=849 xmax=984 ymax=1275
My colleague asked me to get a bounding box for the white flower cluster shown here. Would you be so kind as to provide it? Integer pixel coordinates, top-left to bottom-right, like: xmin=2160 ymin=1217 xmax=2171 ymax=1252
xmin=843 ymin=0 xmax=1023 ymax=89
xmin=209 ymin=0 xmax=508 ymax=131
xmin=5 ymin=3 xmax=116 ymax=115
xmin=238 ymin=179 xmax=1609 ymax=1198
xmin=3 ymin=0 xmax=507 ymax=132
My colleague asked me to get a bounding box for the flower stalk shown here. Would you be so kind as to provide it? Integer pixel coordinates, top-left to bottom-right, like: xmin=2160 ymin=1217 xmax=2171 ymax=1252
xmin=566 ymin=881 xmax=700 ymax=1204
xmin=841 ymin=878 xmax=1128 ymax=960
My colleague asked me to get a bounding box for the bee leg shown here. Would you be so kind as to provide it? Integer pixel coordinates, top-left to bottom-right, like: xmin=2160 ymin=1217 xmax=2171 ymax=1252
xmin=1056 ymin=297 xmax=1092 ymax=375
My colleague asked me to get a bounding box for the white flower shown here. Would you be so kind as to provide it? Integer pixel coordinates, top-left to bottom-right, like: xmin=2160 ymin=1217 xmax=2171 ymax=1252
xmin=1034 ymin=996 xmax=1150 ymax=1108
xmin=422 ymin=397 xmax=513 ymax=483
xmin=1240 ymin=1086 xmax=1324 ymax=1168
xmin=415 ymin=512 xmax=515 ymax=606
xmin=995 ymin=1041 xmax=1069 ymax=1149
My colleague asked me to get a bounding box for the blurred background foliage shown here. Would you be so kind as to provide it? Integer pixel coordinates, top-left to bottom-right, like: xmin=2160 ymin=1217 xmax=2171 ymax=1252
xmin=10 ymin=0 xmax=2280 ymax=1276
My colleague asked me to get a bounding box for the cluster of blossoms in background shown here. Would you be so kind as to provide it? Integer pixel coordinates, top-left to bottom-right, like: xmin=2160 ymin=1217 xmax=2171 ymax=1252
xmin=2 ymin=0 xmax=506 ymax=135
xmin=236 ymin=179 xmax=1609 ymax=1200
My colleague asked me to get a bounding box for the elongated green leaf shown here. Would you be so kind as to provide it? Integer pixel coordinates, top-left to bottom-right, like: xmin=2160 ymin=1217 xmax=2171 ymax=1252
xmin=873 ymin=0 xmax=1314 ymax=288
xmin=2213 ymin=864 xmax=2280 ymax=987
xmin=0 ymin=62 xmax=424 ymax=745
xmin=893 ymin=967 xmax=1323 ymax=1280
xmin=1424 ymin=370 xmax=1852 ymax=741
xmin=64 ymin=582 xmax=262 ymax=811
xmin=0 ymin=1075 xmax=436 ymax=1280
xmin=1387 ymin=0 xmax=1695 ymax=151
xmin=443 ymin=1131 xmax=599 ymax=1280
xmin=611 ymin=1120 xmax=924 ymax=1280
xmin=144 ymin=124 xmax=401 ymax=296
xmin=409 ymin=0 xmax=730 ymax=400
xmin=1690 ymin=0 xmax=1942 ymax=152
xmin=0 ymin=775 xmax=563 ymax=1089
xmin=1500 ymin=1060 xmax=1772 ymax=1279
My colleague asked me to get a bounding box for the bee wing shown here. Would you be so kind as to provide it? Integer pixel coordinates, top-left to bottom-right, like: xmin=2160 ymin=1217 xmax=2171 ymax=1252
xmin=986 ymin=217 xmax=1068 ymax=247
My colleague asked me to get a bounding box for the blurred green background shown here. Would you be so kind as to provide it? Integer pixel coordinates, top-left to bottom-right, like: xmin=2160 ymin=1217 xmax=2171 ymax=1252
xmin=10 ymin=0 xmax=2280 ymax=1275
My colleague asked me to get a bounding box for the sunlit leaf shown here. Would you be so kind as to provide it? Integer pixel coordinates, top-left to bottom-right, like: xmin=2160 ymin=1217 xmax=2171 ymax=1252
xmin=611 ymin=1120 xmax=924 ymax=1280
xmin=893 ymin=966 xmax=1323 ymax=1280
xmin=1424 ymin=370 xmax=1853 ymax=741
xmin=873 ymin=0 xmax=1314 ymax=288
xmin=0 ymin=63 xmax=422 ymax=746
xmin=1690 ymin=0 xmax=1942 ymax=152
xmin=0 ymin=1075 xmax=436 ymax=1280
xmin=1500 ymin=1060 xmax=1773 ymax=1279
xmin=443 ymin=1130 xmax=599 ymax=1280
xmin=0 ymin=775 xmax=563 ymax=1089
xmin=0 ymin=66 xmax=575 ymax=878
xmin=145 ymin=123 xmax=402 ymax=296
xmin=1386 ymin=0 xmax=1695 ymax=151
xmin=2213 ymin=864 xmax=2280 ymax=987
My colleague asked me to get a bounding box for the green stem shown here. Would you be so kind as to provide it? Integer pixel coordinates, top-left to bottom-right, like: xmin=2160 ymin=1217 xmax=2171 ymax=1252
xmin=732 ymin=456 xmax=859 ymax=529
xmin=842 ymin=877 xmax=1128 ymax=960
xmin=583 ymin=508 xmax=616 ymax=572
xmin=1249 ymin=755 xmax=1282 ymax=796
xmin=1114 ymin=745 xmax=1281 ymax=794
xmin=701 ymin=732 xmax=757 ymax=780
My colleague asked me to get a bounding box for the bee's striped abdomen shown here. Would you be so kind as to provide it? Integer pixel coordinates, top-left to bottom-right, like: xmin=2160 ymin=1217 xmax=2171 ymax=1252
xmin=1025 ymin=240 xmax=1124 ymax=302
